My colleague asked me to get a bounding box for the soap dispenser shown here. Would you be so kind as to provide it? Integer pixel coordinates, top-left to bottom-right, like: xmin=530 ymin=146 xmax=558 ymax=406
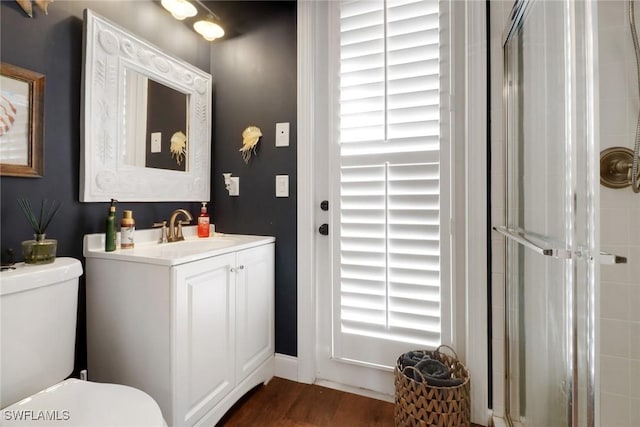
xmin=105 ymin=199 xmax=117 ymax=252
xmin=197 ymin=202 xmax=210 ymax=238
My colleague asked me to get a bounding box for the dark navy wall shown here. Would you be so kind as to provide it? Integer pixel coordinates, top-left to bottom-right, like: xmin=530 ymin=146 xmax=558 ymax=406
xmin=1 ymin=0 xmax=299 ymax=373
xmin=0 ymin=1 xmax=212 ymax=251
xmin=210 ymin=2 xmax=297 ymax=357
xmin=146 ymin=81 xmax=188 ymax=171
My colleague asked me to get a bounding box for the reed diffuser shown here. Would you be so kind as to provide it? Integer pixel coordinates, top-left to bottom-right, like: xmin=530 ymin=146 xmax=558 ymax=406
xmin=18 ymin=198 xmax=61 ymax=264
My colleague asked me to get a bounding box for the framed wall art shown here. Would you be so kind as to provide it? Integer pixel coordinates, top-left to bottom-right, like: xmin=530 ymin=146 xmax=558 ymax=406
xmin=0 ymin=62 xmax=45 ymax=177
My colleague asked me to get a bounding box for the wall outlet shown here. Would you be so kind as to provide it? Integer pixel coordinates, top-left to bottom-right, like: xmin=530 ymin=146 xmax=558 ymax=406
xmin=276 ymin=175 xmax=289 ymax=197
xmin=151 ymin=132 xmax=162 ymax=153
xmin=275 ymin=122 xmax=289 ymax=147
xmin=229 ymin=177 xmax=239 ymax=196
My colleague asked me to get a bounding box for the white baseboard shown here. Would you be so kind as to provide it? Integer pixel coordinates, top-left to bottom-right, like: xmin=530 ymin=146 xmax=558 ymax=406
xmin=492 ymin=415 xmax=508 ymax=427
xmin=274 ymin=353 xmax=298 ymax=382
xmin=273 ymin=355 xmax=396 ymax=404
xmin=314 ymin=379 xmax=394 ymax=403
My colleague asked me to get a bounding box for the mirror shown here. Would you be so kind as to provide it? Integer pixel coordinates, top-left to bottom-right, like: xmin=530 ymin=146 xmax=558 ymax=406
xmin=81 ymin=9 xmax=211 ymax=202
xmin=123 ymin=70 xmax=188 ymax=172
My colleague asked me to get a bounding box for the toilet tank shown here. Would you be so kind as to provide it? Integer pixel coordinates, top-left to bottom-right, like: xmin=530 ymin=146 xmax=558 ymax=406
xmin=0 ymin=257 xmax=83 ymax=408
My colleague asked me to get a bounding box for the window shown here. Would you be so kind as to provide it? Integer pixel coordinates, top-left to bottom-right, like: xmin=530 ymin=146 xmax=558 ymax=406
xmin=336 ymin=0 xmax=450 ymax=352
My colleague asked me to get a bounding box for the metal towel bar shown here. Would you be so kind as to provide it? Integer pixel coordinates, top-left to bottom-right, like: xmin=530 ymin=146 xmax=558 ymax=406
xmin=493 ymin=226 xmax=572 ymax=259
xmin=599 ymin=252 xmax=628 ymax=264
xmin=493 ymin=226 xmax=627 ymax=264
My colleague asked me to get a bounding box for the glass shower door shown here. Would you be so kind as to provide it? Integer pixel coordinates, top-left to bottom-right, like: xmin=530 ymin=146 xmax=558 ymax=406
xmin=501 ymin=1 xmax=598 ymax=426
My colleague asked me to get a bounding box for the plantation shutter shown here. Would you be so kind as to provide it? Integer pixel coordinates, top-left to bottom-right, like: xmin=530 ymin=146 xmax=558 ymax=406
xmin=338 ymin=0 xmax=445 ymax=349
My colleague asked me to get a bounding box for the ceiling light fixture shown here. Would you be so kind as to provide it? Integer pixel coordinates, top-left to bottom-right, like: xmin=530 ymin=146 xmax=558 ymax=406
xmin=193 ymin=16 xmax=225 ymax=41
xmin=161 ymin=0 xmax=197 ymax=21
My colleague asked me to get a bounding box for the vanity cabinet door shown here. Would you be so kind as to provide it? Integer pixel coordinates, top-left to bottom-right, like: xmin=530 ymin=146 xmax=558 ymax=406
xmin=235 ymin=244 xmax=275 ymax=383
xmin=173 ymin=253 xmax=236 ymax=427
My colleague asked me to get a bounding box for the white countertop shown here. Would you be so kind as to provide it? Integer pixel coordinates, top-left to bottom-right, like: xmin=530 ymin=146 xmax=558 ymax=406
xmin=84 ymin=226 xmax=275 ymax=266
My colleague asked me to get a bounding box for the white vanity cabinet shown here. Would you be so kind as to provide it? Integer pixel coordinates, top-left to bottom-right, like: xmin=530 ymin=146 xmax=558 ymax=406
xmin=173 ymin=245 xmax=274 ymax=426
xmin=84 ymin=231 xmax=274 ymax=427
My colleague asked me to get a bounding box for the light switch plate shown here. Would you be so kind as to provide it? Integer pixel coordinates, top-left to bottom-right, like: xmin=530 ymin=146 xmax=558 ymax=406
xmin=229 ymin=177 xmax=239 ymax=196
xmin=275 ymin=122 xmax=289 ymax=147
xmin=151 ymin=132 xmax=162 ymax=153
xmin=276 ymin=175 xmax=289 ymax=197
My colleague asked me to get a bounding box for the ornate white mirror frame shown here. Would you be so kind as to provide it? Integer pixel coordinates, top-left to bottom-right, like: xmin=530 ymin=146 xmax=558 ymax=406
xmin=80 ymin=9 xmax=212 ymax=202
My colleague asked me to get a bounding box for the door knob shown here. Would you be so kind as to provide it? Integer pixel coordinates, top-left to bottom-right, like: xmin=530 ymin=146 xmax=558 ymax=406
xmin=318 ymin=224 xmax=329 ymax=235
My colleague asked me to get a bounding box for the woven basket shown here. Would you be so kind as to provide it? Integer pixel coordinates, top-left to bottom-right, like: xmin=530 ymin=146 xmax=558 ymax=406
xmin=394 ymin=345 xmax=470 ymax=427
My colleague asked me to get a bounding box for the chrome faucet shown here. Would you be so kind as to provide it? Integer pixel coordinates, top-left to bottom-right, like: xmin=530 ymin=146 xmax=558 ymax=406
xmin=167 ymin=209 xmax=193 ymax=242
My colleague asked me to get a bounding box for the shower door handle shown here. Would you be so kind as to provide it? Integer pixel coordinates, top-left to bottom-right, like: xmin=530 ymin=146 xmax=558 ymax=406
xmin=599 ymin=251 xmax=628 ymax=264
xmin=494 ymin=226 xmax=628 ymax=264
xmin=493 ymin=226 xmax=572 ymax=259
xmin=493 ymin=226 xmax=627 ymax=265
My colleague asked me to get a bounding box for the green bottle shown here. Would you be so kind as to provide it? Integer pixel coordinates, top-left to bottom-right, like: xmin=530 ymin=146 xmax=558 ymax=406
xmin=105 ymin=199 xmax=117 ymax=252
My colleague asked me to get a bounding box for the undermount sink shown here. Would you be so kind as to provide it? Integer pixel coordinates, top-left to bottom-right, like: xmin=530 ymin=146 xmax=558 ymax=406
xmin=135 ymin=237 xmax=238 ymax=259
xmin=83 ymin=227 xmax=274 ymax=266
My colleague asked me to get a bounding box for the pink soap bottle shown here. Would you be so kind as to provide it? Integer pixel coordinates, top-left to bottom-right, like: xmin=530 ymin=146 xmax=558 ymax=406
xmin=197 ymin=202 xmax=210 ymax=238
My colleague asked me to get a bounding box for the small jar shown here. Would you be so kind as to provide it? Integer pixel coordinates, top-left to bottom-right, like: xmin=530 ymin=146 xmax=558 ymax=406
xmin=121 ymin=210 xmax=135 ymax=249
xmin=22 ymin=233 xmax=57 ymax=264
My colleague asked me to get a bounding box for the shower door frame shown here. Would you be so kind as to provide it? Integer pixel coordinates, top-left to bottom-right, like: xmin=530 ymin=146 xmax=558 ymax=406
xmin=501 ymin=0 xmax=599 ymax=426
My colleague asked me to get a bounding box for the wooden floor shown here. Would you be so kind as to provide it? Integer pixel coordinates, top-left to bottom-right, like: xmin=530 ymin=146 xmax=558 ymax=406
xmin=218 ymin=377 xmax=393 ymax=426
xmin=218 ymin=377 xmax=483 ymax=427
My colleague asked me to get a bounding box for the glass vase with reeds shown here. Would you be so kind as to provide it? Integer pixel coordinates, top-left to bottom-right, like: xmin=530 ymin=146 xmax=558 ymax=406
xmin=18 ymin=199 xmax=61 ymax=265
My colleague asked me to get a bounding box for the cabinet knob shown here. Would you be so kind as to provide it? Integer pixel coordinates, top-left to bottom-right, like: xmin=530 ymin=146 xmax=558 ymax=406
xmin=230 ymin=265 xmax=245 ymax=273
xmin=318 ymin=224 xmax=329 ymax=235
xmin=320 ymin=200 xmax=329 ymax=211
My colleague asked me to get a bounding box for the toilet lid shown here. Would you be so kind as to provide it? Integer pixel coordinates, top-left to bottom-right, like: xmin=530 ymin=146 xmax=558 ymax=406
xmin=0 ymin=379 xmax=167 ymax=427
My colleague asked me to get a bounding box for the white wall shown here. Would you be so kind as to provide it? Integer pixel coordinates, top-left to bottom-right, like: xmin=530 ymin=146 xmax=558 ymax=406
xmin=597 ymin=2 xmax=640 ymax=426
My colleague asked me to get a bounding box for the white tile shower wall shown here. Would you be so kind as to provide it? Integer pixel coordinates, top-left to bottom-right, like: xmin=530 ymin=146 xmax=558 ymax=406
xmin=598 ymin=1 xmax=640 ymax=426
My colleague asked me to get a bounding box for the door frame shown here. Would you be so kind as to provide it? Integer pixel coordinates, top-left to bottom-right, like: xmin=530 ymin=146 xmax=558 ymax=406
xmin=296 ymin=0 xmax=490 ymax=423
xmin=296 ymin=0 xmax=318 ymax=386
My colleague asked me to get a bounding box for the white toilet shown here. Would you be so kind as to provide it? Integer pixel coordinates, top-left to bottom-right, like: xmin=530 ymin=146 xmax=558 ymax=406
xmin=0 ymin=257 xmax=167 ymax=426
